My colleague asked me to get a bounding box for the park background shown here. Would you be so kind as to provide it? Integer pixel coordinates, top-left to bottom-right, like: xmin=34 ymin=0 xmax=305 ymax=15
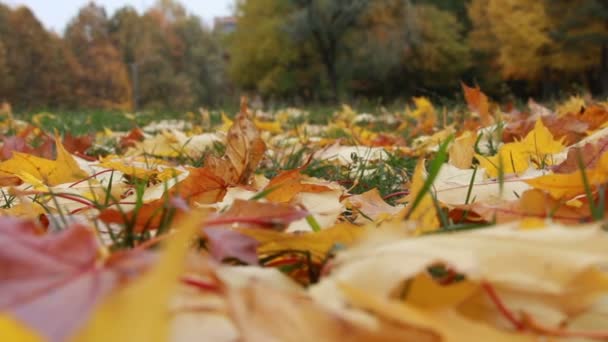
xmin=0 ymin=0 xmax=607 ymax=112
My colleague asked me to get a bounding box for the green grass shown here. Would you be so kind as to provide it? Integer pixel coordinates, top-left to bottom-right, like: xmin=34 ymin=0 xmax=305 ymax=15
xmin=13 ymin=109 xmax=226 ymax=134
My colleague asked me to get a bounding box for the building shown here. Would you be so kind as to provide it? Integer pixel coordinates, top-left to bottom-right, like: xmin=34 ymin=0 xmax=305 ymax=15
xmin=213 ymin=16 xmax=237 ymax=35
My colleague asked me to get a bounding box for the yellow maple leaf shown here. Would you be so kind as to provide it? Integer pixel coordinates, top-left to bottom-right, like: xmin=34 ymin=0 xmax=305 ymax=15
xmin=408 ymin=97 xmax=435 ymax=119
xmin=219 ymin=112 xmax=233 ymax=132
xmin=526 ymin=151 xmax=608 ymax=199
xmin=519 ymin=118 xmax=565 ymax=155
xmin=477 ymin=119 xmax=564 ymax=178
xmin=556 ymin=95 xmax=586 ymax=116
xmin=16 ymin=171 xmax=49 ymax=191
xmin=398 ymin=160 xmax=439 ymax=235
xmin=0 ymin=315 xmax=43 ymax=342
xmin=0 ymin=201 xmax=45 ymax=218
xmin=352 ymin=126 xmax=378 ymax=145
xmin=239 ymin=222 xmax=363 ymax=262
xmin=98 ymin=160 xmax=157 ymax=179
xmin=0 ymin=137 xmax=87 ymax=186
xmin=254 ymin=119 xmax=282 ymax=133
xmin=476 ymin=142 xmax=530 ymax=177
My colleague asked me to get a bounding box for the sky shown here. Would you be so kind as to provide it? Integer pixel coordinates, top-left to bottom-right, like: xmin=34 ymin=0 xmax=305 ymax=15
xmin=6 ymin=0 xmax=234 ymax=33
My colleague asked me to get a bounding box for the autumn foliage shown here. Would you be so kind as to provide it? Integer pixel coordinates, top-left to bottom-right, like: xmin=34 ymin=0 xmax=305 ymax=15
xmin=1 ymin=0 xmax=608 ymax=111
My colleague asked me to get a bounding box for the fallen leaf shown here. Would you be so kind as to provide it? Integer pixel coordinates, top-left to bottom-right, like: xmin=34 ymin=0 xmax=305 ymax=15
xmin=556 ymin=95 xmax=586 ymax=116
xmin=119 ymin=128 xmax=145 ymax=149
xmin=0 ymin=314 xmax=44 ymax=342
xmin=434 ymin=164 xmax=530 ymax=206
xmin=98 ymin=166 xmax=226 ymax=232
xmin=449 ymin=131 xmax=476 ymax=169
xmin=63 ymin=133 xmax=93 ymax=156
xmin=477 ymin=119 xmax=564 ymax=178
xmin=239 ymin=222 xmax=364 ymax=263
xmin=462 ymin=83 xmax=493 ymax=126
xmin=207 ymin=98 xmax=266 ymax=185
xmin=226 ymin=277 xmax=440 ymax=342
xmin=0 ymin=137 xmax=88 ymax=186
xmin=263 ymin=168 xmax=332 ymax=204
xmin=314 ymin=222 xmax=608 ymax=331
xmin=1 ymin=136 xmax=32 ymax=160
xmin=552 ymin=136 xmax=608 ymax=174
xmin=204 ymin=227 xmax=260 ymax=265
xmin=337 ymin=284 xmax=533 ymax=342
xmin=345 ymin=188 xmax=403 ymax=224
xmin=452 ymin=189 xmax=587 ymax=224
xmin=72 ymin=211 xmax=205 ymax=342
xmin=0 ymin=219 xmax=153 ymax=341
xmin=208 ymin=199 xmax=310 ymax=230
xmin=526 ymin=151 xmax=608 ymax=199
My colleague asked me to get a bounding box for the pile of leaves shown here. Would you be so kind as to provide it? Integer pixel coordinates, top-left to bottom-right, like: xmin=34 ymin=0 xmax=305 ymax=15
xmin=2 ymin=90 xmax=608 ymax=341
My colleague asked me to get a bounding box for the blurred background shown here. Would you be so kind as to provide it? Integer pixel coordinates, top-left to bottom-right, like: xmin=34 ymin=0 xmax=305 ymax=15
xmin=0 ymin=0 xmax=606 ymax=112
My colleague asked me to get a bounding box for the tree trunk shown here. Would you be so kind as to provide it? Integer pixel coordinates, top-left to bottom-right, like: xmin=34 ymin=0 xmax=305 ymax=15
xmin=600 ymin=43 xmax=608 ymax=96
xmin=541 ymin=68 xmax=553 ymax=100
xmin=326 ymin=58 xmax=339 ymax=102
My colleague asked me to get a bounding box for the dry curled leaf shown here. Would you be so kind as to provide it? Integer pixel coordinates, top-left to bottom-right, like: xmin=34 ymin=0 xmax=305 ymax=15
xmin=207 ymin=98 xmax=266 ymax=185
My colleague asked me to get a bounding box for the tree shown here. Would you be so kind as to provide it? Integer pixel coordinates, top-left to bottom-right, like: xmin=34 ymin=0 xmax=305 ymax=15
xmin=465 ymin=0 xmax=504 ymax=94
xmin=229 ymin=0 xmax=320 ymax=99
xmin=109 ymin=0 xmax=225 ymax=110
xmin=346 ymin=0 xmax=419 ymax=97
xmin=544 ymin=0 xmax=608 ymax=94
xmin=348 ymin=1 xmax=470 ymax=97
xmin=109 ymin=6 xmax=143 ymax=66
xmin=4 ymin=6 xmax=50 ymax=107
xmin=37 ymin=34 xmax=82 ymax=109
xmin=0 ymin=39 xmax=10 ymax=101
xmin=138 ymin=1 xmax=196 ymax=109
xmin=288 ymin=0 xmax=371 ymax=101
xmin=414 ymin=0 xmax=469 ymax=27
xmin=405 ymin=5 xmax=471 ymax=90
xmin=468 ymin=0 xmax=562 ymax=96
xmin=65 ymin=3 xmax=132 ymax=110
xmin=0 ymin=6 xmax=80 ymax=109
xmin=0 ymin=5 xmax=10 ymax=100
xmin=173 ymin=15 xmax=228 ymax=106
xmin=65 ymin=2 xmax=111 ymax=59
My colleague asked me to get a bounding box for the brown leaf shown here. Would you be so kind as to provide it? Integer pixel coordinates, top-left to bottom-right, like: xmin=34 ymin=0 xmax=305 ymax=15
xmin=448 ymin=131 xmax=476 ymax=169
xmin=98 ymin=166 xmax=227 ymax=232
xmin=63 ymin=133 xmax=93 ymax=156
xmin=503 ymin=106 xmax=608 ymax=147
xmin=450 ymin=189 xmax=588 ymax=225
xmin=208 ymin=199 xmax=310 ymax=230
xmin=264 ymin=167 xmax=332 ymax=204
xmin=462 ymin=83 xmax=493 ymax=126
xmin=119 ymin=128 xmax=145 ymax=149
xmin=208 ymin=99 xmax=266 ymax=185
xmin=553 ymin=136 xmax=608 ymax=174
xmin=346 ymin=188 xmax=402 ymax=223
